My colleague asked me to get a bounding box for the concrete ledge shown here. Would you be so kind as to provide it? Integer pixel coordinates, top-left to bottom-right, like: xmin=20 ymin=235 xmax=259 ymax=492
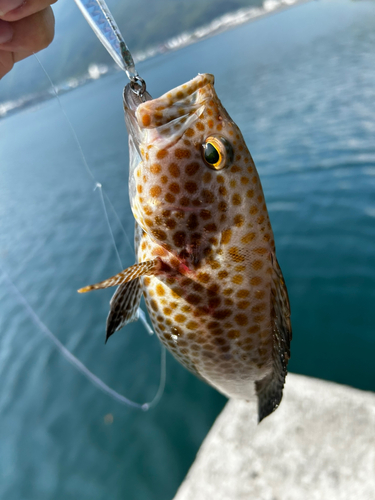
xmin=173 ymin=374 xmax=375 ymax=500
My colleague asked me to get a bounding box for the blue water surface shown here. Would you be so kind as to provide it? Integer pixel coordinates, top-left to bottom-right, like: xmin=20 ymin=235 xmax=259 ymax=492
xmin=0 ymin=0 xmax=375 ymax=498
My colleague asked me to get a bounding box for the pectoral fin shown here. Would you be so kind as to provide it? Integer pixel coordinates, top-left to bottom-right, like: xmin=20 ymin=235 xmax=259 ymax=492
xmin=256 ymin=255 xmax=292 ymax=422
xmin=105 ymin=278 xmax=143 ymax=343
xmin=78 ymin=258 xmax=161 ymax=342
xmin=77 ymin=259 xmax=161 ymax=293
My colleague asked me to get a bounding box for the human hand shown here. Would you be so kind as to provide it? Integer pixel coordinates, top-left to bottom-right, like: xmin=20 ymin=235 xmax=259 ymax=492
xmin=0 ymin=0 xmax=56 ymax=79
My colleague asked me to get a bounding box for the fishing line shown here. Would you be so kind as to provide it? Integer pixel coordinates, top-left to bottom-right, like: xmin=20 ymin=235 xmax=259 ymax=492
xmin=33 ymin=52 xmax=153 ymax=335
xmin=94 ymin=182 xmax=123 ymax=270
xmin=0 ymin=52 xmax=167 ymax=409
xmin=0 ymin=264 xmax=165 ymax=410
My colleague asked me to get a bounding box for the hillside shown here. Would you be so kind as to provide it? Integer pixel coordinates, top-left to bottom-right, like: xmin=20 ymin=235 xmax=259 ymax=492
xmin=0 ymin=0 xmax=265 ymax=103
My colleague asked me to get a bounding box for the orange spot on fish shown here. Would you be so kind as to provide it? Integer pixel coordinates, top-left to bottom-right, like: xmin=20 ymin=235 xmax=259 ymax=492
xmin=175 ymin=148 xmax=191 ymax=159
xmin=221 ymin=229 xmax=232 ymax=244
xmin=142 ymin=114 xmax=151 ymax=127
xmin=156 ymin=284 xmax=165 ymax=296
xmin=229 ymin=247 xmax=245 ymax=263
xmin=197 ymin=272 xmax=210 ymax=283
xmin=175 ymin=314 xmax=186 ymax=323
xmin=150 ymin=186 xmax=162 ymax=197
xmin=168 ymin=163 xmax=180 ymax=177
xmin=234 ymin=313 xmax=248 ymax=326
xmin=232 ymin=275 xmax=243 ymax=285
xmin=232 ymin=194 xmax=242 ymax=205
xmin=250 ymin=276 xmax=262 ymax=286
xmin=157 ymin=149 xmax=168 ymax=159
xmin=150 ymin=164 xmax=161 ymax=174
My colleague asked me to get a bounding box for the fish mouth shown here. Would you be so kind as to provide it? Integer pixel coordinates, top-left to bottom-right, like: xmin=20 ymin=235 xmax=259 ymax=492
xmin=123 ymin=83 xmax=153 ymax=154
xmin=123 ymin=74 xmax=215 ymax=150
xmin=135 ymin=74 xmax=215 ymax=141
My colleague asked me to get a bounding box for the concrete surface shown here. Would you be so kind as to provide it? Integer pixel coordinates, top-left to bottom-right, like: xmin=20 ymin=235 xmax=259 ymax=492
xmin=173 ymin=374 xmax=375 ymax=500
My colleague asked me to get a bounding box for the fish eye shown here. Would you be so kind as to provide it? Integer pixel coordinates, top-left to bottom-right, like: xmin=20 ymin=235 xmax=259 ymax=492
xmin=202 ymin=136 xmax=233 ymax=170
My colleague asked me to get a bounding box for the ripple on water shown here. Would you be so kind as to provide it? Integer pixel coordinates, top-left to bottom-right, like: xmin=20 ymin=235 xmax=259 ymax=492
xmin=1 ymin=1 xmax=375 ymax=499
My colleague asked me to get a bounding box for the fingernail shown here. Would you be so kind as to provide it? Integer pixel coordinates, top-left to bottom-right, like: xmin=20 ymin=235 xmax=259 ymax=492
xmin=0 ymin=20 xmax=13 ymax=44
xmin=0 ymin=0 xmax=24 ymax=16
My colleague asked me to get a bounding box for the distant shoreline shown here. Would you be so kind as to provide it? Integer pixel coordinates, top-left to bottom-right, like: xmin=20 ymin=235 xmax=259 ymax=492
xmin=0 ymin=0 xmax=311 ymax=120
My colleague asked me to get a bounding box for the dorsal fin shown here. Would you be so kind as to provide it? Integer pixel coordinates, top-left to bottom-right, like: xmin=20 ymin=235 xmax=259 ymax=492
xmin=77 ymin=259 xmax=161 ymax=293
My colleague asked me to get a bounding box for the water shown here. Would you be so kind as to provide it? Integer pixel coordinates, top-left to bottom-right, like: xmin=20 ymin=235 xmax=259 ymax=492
xmin=1 ymin=0 xmax=375 ymax=498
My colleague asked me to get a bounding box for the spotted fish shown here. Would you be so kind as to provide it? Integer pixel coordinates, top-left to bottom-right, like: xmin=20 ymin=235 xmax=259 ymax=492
xmin=79 ymin=74 xmax=292 ymax=421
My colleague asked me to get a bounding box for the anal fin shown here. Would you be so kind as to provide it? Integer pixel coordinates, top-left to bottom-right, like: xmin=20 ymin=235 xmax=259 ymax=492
xmin=106 ymin=278 xmax=143 ymax=343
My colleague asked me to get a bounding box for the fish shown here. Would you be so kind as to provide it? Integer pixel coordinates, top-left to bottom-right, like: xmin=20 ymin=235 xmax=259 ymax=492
xmin=78 ymin=73 xmax=292 ymax=422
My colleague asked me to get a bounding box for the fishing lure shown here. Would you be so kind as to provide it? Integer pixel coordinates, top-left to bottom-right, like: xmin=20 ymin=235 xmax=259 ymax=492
xmin=76 ymin=0 xmax=292 ymax=421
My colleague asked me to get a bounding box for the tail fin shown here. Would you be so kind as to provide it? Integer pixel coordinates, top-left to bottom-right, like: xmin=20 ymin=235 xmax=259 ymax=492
xmin=256 ymin=255 xmax=292 ymax=422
